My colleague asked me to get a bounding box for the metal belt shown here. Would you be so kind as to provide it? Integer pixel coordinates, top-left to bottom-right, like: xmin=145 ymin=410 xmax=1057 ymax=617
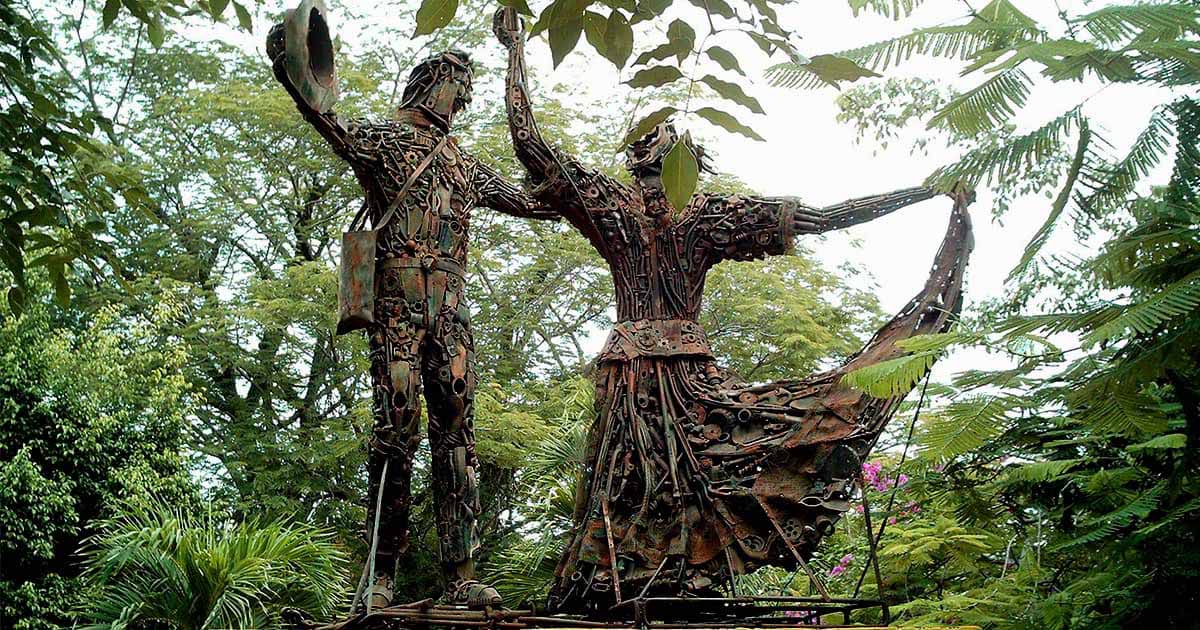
xmin=379 ymin=255 xmax=466 ymax=278
xmin=598 ymin=318 xmax=713 ymax=363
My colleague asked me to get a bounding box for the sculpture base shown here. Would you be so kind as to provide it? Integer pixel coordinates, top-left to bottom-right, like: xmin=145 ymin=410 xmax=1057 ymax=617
xmin=298 ymin=596 xmax=979 ymax=630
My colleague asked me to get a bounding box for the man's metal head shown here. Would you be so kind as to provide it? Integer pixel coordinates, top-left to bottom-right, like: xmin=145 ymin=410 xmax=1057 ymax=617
xmin=400 ymin=50 xmax=474 ymax=131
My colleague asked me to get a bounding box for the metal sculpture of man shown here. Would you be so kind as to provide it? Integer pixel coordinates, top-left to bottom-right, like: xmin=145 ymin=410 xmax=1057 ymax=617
xmin=495 ymin=8 xmax=975 ymax=614
xmin=268 ymin=1 xmax=555 ymax=611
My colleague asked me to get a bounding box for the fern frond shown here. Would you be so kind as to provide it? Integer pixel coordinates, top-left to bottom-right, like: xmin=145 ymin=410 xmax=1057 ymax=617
xmin=842 ymin=350 xmax=938 ymax=398
xmin=927 ymin=108 xmax=1082 ymax=188
xmin=1127 ymin=432 xmax=1187 ymax=451
xmin=1083 ymin=268 xmax=1200 ymax=346
xmin=1009 ymin=122 xmax=1091 ymax=280
xmin=766 ymin=19 xmax=1043 ymax=89
xmin=920 ymin=395 xmax=1014 ymax=462
xmin=1054 ymin=482 xmax=1164 ymax=549
xmin=1075 ymin=3 xmax=1200 ymax=45
xmin=928 ymin=68 xmax=1033 ymax=135
xmin=1136 ymin=495 xmax=1200 ymax=536
xmin=1068 ymin=388 xmax=1170 ymax=436
xmin=1082 ymin=105 xmax=1175 ymax=213
xmin=849 ymin=0 xmax=928 ymax=20
xmin=998 ymin=458 xmax=1080 ymax=484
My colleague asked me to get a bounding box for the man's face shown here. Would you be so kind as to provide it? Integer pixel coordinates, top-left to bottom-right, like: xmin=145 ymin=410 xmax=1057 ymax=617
xmin=428 ymin=60 xmax=473 ymax=125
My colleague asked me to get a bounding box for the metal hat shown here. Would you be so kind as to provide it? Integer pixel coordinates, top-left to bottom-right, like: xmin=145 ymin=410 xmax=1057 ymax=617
xmin=283 ymin=0 xmax=338 ymax=113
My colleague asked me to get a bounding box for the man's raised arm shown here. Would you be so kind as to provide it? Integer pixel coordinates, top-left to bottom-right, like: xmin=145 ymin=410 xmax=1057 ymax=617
xmin=267 ymin=22 xmax=352 ymax=158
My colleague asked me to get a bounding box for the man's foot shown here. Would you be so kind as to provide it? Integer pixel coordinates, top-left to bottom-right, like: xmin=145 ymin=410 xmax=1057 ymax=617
xmin=366 ymin=573 xmax=394 ymax=610
xmin=447 ymin=579 xmax=502 ymax=609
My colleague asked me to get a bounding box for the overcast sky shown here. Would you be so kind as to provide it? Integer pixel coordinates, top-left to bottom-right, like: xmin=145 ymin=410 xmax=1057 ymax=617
xmin=229 ymin=0 xmax=1178 ymax=378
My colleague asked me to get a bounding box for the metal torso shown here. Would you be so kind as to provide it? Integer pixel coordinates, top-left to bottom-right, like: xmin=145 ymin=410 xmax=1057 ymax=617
xmin=345 ymin=116 xmax=478 ymax=273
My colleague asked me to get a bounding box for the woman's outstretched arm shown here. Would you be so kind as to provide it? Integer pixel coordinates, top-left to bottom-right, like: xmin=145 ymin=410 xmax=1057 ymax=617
xmin=494 ymin=8 xmax=588 ymax=202
xmin=690 ymin=186 xmax=953 ymax=265
xmin=794 ymin=186 xmax=941 ymax=234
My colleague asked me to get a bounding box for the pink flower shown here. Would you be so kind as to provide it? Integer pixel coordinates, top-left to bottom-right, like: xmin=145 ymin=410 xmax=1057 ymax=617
xmin=854 ymin=504 xmax=864 ymax=513
xmin=888 ymin=517 xmax=898 ymax=525
xmin=897 ymin=474 xmax=909 ymax=486
xmin=840 ymin=553 xmax=855 ymax=565
xmin=829 ymin=564 xmax=846 ymax=577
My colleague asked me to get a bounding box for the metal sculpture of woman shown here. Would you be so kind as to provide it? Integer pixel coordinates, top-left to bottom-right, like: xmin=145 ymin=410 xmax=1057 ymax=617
xmin=494 ymin=8 xmax=975 ymax=613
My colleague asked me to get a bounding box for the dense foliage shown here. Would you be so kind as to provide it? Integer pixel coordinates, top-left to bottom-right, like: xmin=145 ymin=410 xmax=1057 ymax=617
xmin=2 ymin=0 xmax=1198 ymax=628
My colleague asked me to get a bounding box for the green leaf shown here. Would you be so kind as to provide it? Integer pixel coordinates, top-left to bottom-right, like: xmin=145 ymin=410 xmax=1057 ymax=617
xmin=666 ymin=19 xmax=695 ymax=63
xmin=102 ymin=0 xmax=122 ymax=27
xmin=232 ymin=2 xmax=252 ymax=31
xmin=49 ymin=263 xmax=70 ymax=308
xmin=705 ymin=46 xmax=745 ymax=76
xmin=662 ymin=136 xmax=699 ymax=213
xmin=687 ymin=0 xmax=735 ymax=19
xmin=147 ymin=17 xmax=165 ymax=48
xmin=842 ymin=351 xmax=938 ymax=398
xmin=1009 ymin=121 xmax=1089 ymax=280
xmin=620 ymin=106 xmax=677 ymax=148
xmin=604 ymin=11 xmax=634 ymax=68
xmin=1127 ymin=433 xmax=1187 ymax=452
xmin=414 ymin=0 xmax=459 ymax=36
xmin=921 ymin=395 xmax=1012 ymax=462
xmin=803 ymin=54 xmax=881 ymax=88
xmin=209 ymin=0 xmax=230 ymax=19
xmin=549 ymin=18 xmax=584 ymax=68
xmin=631 ymin=0 xmax=670 ymax=23
xmin=694 ymin=107 xmax=765 ymax=141
xmin=584 ymin=10 xmax=632 ymax=68
xmin=625 ymin=65 xmax=684 ymax=88
xmin=700 ymin=75 xmax=764 ymax=114
xmin=928 ymin=68 xmax=1033 ymax=135
xmin=530 ymin=0 xmax=591 ymax=37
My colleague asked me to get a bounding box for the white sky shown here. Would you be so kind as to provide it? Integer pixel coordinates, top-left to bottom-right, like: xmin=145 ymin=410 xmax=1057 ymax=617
xmin=225 ymin=0 xmax=1177 ymax=379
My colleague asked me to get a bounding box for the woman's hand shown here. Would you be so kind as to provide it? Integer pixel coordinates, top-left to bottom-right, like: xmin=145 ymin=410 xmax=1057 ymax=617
xmin=493 ymin=7 xmax=525 ymax=49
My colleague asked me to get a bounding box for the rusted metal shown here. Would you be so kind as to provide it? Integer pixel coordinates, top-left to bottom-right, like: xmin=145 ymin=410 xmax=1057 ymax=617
xmin=271 ymin=2 xmax=558 ymax=608
xmin=495 ymin=7 xmax=975 ymax=613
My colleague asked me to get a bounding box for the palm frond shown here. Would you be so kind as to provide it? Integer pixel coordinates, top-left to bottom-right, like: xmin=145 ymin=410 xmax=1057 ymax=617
xmin=842 ymin=350 xmax=939 ymax=399
xmin=1082 ymin=105 xmax=1175 ymax=213
xmin=1010 ymin=121 xmax=1091 ymax=279
xmin=1075 ymin=3 xmax=1200 ymax=45
xmin=920 ymin=395 xmax=1014 ymax=462
xmin=928 ymin=68 xmax=1033 ymax=135
xmin=927 ymin=108 xmax=1082 ymax=189
xmin=1083 ymin=268 xmax=1200 ymax=346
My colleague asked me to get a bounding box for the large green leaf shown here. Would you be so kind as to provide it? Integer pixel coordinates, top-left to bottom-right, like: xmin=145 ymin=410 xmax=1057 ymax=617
xmin=694 ymin=107 xmax=765 ymax=141
xmin=700 ymin=75 xmax=764 ymax=114
xmin=414 ymin=0 xmax=459 ymax=36
xmin=662 ymin=136 xmax=699 ymax=213
xmin=626 ymin=65 xmax=684 ymax=88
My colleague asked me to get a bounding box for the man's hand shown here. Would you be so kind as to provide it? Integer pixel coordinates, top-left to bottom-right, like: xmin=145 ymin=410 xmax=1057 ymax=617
xmin=267 ymin=22 xmax=286 ymax=63
xmin=266 ymin=22 xmax=294 ymax=87
xmin=493 ymin=7 xmax=525 ymax=49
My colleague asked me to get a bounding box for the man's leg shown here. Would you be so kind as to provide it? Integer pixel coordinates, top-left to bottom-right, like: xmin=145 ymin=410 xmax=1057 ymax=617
xmin=423 ymin=300 xmax=499 ymax=607
xmin=365 ymin=314 xmax=425 ymax=609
